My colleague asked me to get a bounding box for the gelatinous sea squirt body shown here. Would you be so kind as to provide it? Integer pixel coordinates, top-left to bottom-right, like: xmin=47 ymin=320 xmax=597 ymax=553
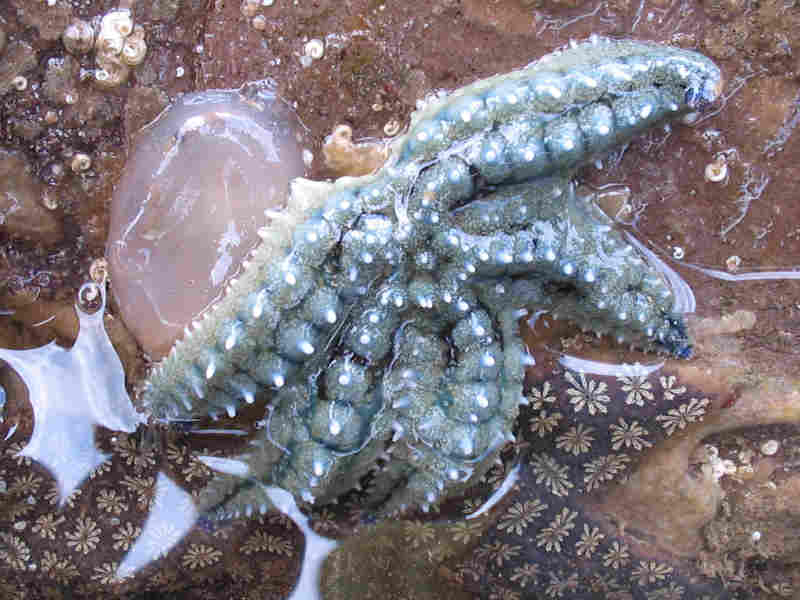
xmin=140 ymin=38 xmax=722 ymax=517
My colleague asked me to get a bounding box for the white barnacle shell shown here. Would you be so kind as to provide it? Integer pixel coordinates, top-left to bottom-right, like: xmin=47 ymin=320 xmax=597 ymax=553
xmin=70 ymin=153 xmax=92 ymax=173
xmin=62 ymin=18 xmax=95 ymax=55
xmin=11 ymin=75 xmax=27 ymax=92
xmin=121 ymin=25 xmax=147 ymax=66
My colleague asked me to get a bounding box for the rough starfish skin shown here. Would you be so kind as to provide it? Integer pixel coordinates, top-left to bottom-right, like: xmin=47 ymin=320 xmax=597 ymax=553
xmin=140 ymin=38 xmax=722 ymax=517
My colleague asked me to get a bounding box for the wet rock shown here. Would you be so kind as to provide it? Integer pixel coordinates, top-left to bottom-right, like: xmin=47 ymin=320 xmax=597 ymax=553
xmin=461 ymin=0 xmax=542 ymax=34
xmin=0 ymin=41 xmax=37 ymax=96
xmin=323 ymin=520 xmax=477 ymax=600
xmin=706 ymin=471 xmax=800 ymax=560
xmin=0 ymin=149 xmax=62 ymax=243
xmin=0 ymin=0 xmax=799 ymax=597
xmin=704 ymin=20 xmax=749 ymax=61
xmin=62 ymin=90 xmax=121 ymax=142
xmin=0 ymin=362 xmax=31 ymax=434
xmin=702 ymin=0 xmax=751 ymax=20
xmin=144 ymin=0 xmax=181 ymax=22
xmin=8 ymin=116 xmax=43 ymax=142
xmin=398 ymin=68 xmax=429 ymax=108
xmin=692 ymin=310 xmax=757 ymax=340
xmin=42 ymin=54 xmax=80 ymax=106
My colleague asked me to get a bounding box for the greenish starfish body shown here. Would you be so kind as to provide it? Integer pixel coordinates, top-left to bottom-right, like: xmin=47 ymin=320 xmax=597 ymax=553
xmin=141 ymin=37 xmax=722 ymax=516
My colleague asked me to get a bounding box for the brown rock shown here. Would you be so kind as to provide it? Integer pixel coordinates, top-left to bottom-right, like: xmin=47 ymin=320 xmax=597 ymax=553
xmin=123 ymin=86 xmax=170 ymax=141
xmin=0 ymin=41 xmax=37 ymax=96
xmin=42 ymin=54 xmax=80 ymax=106
xmin=0 ymin=150 xmax=63 ymax=243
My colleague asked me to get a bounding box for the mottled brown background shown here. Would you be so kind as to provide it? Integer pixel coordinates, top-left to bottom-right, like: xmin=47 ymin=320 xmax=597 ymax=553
xmin=1 ymin=0 xmax=800 ymax=598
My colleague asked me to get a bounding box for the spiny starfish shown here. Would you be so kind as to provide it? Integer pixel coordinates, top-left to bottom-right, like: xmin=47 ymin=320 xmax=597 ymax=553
xmin=140 ymin=37 xmax=722 ymax=517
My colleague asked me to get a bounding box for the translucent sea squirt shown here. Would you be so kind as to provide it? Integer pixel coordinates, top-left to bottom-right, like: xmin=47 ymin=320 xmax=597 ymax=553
xmin=106 ymin=81 xmax=304 ymax=359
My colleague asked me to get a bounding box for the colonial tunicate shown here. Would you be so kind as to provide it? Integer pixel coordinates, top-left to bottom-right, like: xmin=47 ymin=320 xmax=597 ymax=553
xmin=139 ymin=38 xmax=722 ymax=518
xmin=106 ymin=81 xmax=305 ymax=359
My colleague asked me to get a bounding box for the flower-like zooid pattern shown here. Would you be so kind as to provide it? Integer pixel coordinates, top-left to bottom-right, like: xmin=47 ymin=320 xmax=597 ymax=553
xmin=456 ymin=367 xmax=720 ymax=599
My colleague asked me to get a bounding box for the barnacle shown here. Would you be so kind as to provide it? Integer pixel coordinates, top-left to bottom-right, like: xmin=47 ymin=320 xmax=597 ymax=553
xmin=87 ymin=9 xmax=147 ymax=88
xmin=70 ymin=153 xmax=91 ymax=173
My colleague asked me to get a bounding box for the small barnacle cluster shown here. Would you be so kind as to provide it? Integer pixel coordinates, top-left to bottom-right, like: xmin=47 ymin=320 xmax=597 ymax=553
xmin=61 ymin=9 xmax=147 ymax=89
xmin=300 ymin=39 xmax=325 ymax=67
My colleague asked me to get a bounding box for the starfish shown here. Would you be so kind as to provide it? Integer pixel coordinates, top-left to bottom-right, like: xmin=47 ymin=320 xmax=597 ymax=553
xmin=141 ymin=37 xmax=722 ymax=517
xmin=0 ymin=283 xmax=144 ymax=502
